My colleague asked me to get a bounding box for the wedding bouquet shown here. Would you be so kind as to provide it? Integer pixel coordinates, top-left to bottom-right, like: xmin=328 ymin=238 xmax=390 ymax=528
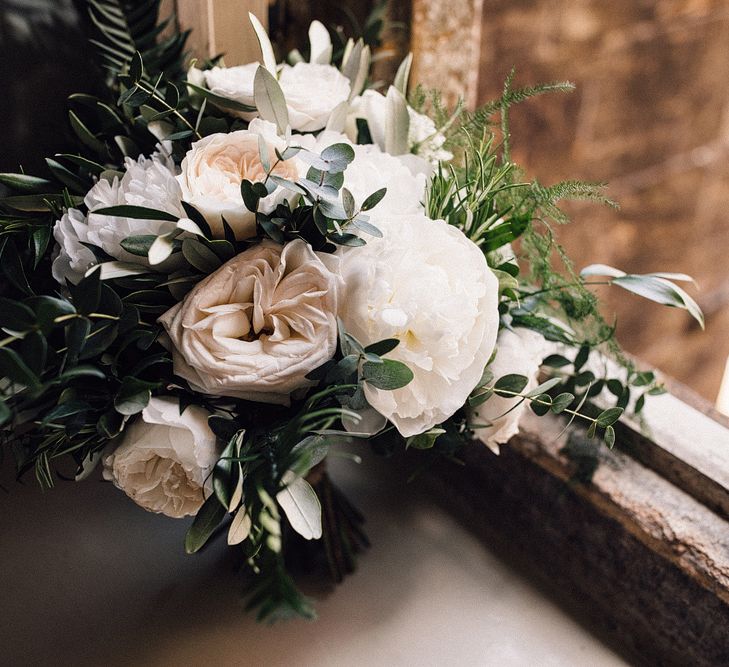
xmin=0 ymin=3 xmax=702 ymax=620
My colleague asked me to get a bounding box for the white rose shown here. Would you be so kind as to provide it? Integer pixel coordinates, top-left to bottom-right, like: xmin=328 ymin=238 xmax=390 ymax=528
xmin=178 ymin=119 xmax=305 ymax=240
xmin=337 ymin=212 xmax=499 ymax=437
xmin=470 ymin=327 xmax=549 ymax=453
xmin=279 ymin=63 xmax=351 ymax=132
xmin=51 ymin=151 xmax=183 ymax=284
xmin=102 ymin=397 xmax=218 ymax=518
xmin=159 ymin=239 xmax=341 ymax=404
xmin=345 ymin=89 xmax=453 ymax=165
xmin=202 ymin=63 xmax=258 ymax=120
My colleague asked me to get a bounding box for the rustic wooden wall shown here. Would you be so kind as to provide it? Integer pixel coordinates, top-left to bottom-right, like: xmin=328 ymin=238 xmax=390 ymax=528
xmin=165 ymin=0 xmax=268 ymax=64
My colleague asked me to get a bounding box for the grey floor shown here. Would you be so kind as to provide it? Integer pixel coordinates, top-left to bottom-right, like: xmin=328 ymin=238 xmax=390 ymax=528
xmin=2 ymin=447 xmax=626 ymax=666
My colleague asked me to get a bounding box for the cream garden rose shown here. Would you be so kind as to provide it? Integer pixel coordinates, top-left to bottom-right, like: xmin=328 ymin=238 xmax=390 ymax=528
xmin=337 ymin=212 xmax=500 ymax=437
xmin=159 ymin=239 xmax=341 ymax=404
xmin=469 ymin=327 xmax=549 ymax=452
xmin=52 ymin=151 xmax=183 ymax=284
xmin=178 ymin=119 xmax=305 ymax=240
xmin=102 ymin=397 xmax=218 ymax=518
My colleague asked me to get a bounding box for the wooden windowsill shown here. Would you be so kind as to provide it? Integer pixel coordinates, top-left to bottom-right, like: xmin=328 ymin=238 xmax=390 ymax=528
xmin=415 ymin=391 xmax=729 ymax=666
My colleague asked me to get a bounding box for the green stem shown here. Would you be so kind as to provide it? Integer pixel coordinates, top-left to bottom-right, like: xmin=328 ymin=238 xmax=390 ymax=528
xmin=136 ymin=81 xmax=202 ymax=140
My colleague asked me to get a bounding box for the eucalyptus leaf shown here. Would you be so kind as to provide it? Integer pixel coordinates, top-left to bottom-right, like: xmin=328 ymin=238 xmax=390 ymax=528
xmin=254 ymin=66 xmax=289 ymax=135
xmin=493 ymin=374 xmax=529 ymax=395
xmin=362 ymin=359 xmax=413 ymax=390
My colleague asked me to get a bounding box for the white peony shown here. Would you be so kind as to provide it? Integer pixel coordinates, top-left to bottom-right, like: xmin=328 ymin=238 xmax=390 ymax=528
xmin=337 ymin=212 xmax=500 ymax=437
xmin=51 ymin=151 xmax=183 ymax=284
xmin=159 ymin=239 xmax=341 ymax=405
xmin=278 ymin=63 xmax=351 ymax=132
xmin=177 ymin=119 xmax=305 ymax=240
xmin=470 ymin=327 xmax=549 ymax=453
xmin=312 ymin=131 xmax=427 ymax=216
xmin=342 ymin=143 xmax=427 ymax=216
xmin=202 ymin=63 xmax=259 ymax=120
xmin=345 ymin=89 xmax=453 ymax=165
xmin=102 ymin=397 xmax=218 ymax=518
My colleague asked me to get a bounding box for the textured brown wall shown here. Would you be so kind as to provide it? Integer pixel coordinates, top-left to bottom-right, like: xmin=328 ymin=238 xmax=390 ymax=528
xmin=475 ymin=1 xmax=729 ymax=401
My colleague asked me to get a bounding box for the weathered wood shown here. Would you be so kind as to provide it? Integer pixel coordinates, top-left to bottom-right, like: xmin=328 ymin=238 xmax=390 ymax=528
xmin=417 ymin=408 xmax=729 ymax=666
xmin=410 ymin=0 xmax=484 ymax=108
xmin=174 ymin=0 xmax=268 ymax=65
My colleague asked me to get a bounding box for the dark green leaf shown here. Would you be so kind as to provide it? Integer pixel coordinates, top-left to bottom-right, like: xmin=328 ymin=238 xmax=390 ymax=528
xmin=493 ymin=374 xmax=529 ymax=396
xmin=0 ymin=348 xmax=41 ymax=391
xmin=574 ymin=345 xmax=589 ymax=371
xmin=364 ymin=338 xmax=399 ymax=357
xmin=114 ymin=376 xmax=153 ymax=415
xmin=0 ymin=173 xmax=54 ymax=193
xmin=596 ymin=407 xmax=623 ymax=427
xmin=241 ymin=179 xmax=262 ymax=212
xmin=361 ymin=187 xmax=387 ymax=211
xmin=31 ymin=226 xmax=52 ymax=268
xmin=120 ymin=235 xmax=157 ymax=256
xmin=65 ymin=317 xmax=91 ymax=365
xmin=407 ymin=428 xmax=445 ymax=450
xmin=0 ymin=400 xmax=10 ymax=426
xmin=0 ymin=298 xmax=36 ymax=332
xmin=604 ymin=425 xmax=616 ymax=448
xmin=92 ymin=205 xmax=178 ymax=222
xmin=186 ymin=81 xmax=257 ymax=113
xmin=530 ymin=394 xmax=551 ymax=415
xmin=181 ymin=201 xmax=213 ymax=239
xmin=68 ymin=267 xmax=102 ymax=314
xmin=185 ymin=494 xmax=226 ymax=553
xmin=29 ymin=295 xmax=76 ymax=334
xmin=19 ymin=331 xmax=47 ymax=377
xmin=182 ymin=238 xmax=222 ymax=273
xmin=213 ymin=438 xmax=238 ymax=508
xmin=542 ymin=354 xmax=571 ymax=368
xmin=550 ymin=392 xmax=574 ymax=414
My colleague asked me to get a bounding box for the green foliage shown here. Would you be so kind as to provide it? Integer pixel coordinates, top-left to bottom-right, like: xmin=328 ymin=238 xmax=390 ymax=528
xmin=83 ymin=0 xmax=189 ymax=84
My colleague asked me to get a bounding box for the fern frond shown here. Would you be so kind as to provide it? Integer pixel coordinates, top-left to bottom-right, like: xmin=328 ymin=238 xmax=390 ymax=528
xmin=463 ymin=80 xmax=575 ymax=132
xmin=81 ymin=0 xmax=188 ymax=83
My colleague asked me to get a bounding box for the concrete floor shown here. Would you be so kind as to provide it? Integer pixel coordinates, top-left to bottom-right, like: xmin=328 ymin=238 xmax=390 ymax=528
xmin=1 ymin=449 xmax=626 ymax=666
